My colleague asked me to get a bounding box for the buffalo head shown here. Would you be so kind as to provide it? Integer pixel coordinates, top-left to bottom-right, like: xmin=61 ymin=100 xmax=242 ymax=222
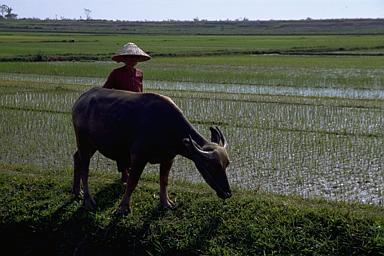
xmin=183 ymin=126 xmax=231 ymax=199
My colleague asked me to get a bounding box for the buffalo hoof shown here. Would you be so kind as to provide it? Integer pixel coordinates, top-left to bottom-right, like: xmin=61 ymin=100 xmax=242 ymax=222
xmin=72 ymin=190 xmax=83 ymax=201
xmin=161 ymin=199 xmax=177 ymax=210
xmin=114 ymin=207 xmax=131 ymax=217
xmin=83 ymin=196 xmax=96 ymax=210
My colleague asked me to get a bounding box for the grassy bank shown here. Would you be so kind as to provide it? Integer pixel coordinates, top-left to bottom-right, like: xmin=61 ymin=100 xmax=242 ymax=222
xmin=0 ymin=163 xmax=383 ymax=255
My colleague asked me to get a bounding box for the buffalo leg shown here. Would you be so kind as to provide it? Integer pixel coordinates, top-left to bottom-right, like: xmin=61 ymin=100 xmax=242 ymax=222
xmin=72 ymin=149 xmax=96 ymax=209
xmin=117 ymin=160 xmax=129 ymax=183
xmin=72 ymin=151 xmax=82 ymax=197
xmin=160 ymin=159 xmax=176 ymax=209
xmin=81 ymin=155 xmax=96 ymax=209
xmin=116 ymin=160 xmax=146 ymax=216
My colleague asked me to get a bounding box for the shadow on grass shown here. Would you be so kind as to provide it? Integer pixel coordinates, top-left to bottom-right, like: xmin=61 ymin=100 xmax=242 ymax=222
xmin=0 ymin=179 xmax=118 ymax=255
xmin=1 ymin=176 xmax=226 ymax=255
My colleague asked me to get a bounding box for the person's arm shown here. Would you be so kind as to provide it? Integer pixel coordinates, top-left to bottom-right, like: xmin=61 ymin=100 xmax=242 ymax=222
xmin=139 ymin=75 xmax=143 ymax=92
xmin=136 ymin=69 xmax=143 ymax=92
xmin=103 ymin=71 xmax=115 ymax=89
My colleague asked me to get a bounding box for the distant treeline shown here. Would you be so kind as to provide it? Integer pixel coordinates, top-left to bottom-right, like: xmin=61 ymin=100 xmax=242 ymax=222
xmin=0 ymin=18 xmax=383 ymax=35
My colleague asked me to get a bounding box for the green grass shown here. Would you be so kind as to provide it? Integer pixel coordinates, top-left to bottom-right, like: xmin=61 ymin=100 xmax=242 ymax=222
xmin=0 ymin=162 xmax=383 ymax=255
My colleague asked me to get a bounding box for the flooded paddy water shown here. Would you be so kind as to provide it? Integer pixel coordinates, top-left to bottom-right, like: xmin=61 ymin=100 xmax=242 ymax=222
xmin=2 ymin=73 xmax=384 ymax=99
xmin=0 ymin=73 xmax=383 ymax=205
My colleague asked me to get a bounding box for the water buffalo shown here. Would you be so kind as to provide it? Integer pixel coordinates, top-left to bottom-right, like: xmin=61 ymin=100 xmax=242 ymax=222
xmin=72 ymin=87 xmax=231 ymax=215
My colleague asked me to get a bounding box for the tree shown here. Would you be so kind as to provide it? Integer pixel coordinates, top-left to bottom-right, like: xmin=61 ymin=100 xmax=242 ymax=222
xmin=84 ymin=8 xmax=91 ymax=20
xmin=0 ymin=4 xmax=8 ymax=18
xmin=0 ymin=4 xmax=17 ymax=19
xmin=5 ymin=7 xmax=17 ymax=19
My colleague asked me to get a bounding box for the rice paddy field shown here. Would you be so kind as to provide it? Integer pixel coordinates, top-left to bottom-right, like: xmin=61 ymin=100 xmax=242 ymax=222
xmin=0 ymin=32 xmax=383 ymax=206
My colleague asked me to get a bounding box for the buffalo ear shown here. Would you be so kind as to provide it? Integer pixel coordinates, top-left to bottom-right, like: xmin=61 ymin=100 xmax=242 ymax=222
xmin=210 ymin=126 xmax=221 ymax=144
xmin=216 ymin=126 xmax=228 ymax=148
xmin=182 ymin=137 xmax=192 ymax=150
xmin=182 ymin=136 xmax=200 ymax=153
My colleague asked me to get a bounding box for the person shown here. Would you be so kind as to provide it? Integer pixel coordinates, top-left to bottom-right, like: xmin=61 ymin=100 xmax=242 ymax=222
xmin=103 ymin=42 xmax=151 ymax=182
xmin=103 ymin=42 xmax=151 ymax=92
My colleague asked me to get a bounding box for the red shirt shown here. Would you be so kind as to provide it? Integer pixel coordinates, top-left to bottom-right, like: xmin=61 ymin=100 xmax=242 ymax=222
xmin=103 ymin=65 xmax=143 ymax=92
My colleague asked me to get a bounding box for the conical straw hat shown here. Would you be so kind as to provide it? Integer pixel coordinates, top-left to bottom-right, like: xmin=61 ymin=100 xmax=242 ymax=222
xmin=112 ymin=42 xmax=151 ymax=62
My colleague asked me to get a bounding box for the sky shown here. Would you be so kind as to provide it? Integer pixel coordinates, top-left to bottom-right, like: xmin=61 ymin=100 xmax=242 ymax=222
xmin=5 ymin=0 xmax=384 ymax=21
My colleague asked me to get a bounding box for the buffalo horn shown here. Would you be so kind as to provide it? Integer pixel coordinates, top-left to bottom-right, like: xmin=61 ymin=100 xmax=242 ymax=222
xmin=188 ymin=135 xmax=214 ymax=159
xmin=210 ymin=126 xmax=221 ymax=145
xmin=215 ymin=126 xmax=228 ymax=148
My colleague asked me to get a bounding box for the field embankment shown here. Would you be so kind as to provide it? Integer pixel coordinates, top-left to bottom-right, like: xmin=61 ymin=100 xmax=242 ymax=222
xmin=1 ymin=18 xmax=383 ymax=35
xmin=0 ymin=163 xmax=383 ymax=255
